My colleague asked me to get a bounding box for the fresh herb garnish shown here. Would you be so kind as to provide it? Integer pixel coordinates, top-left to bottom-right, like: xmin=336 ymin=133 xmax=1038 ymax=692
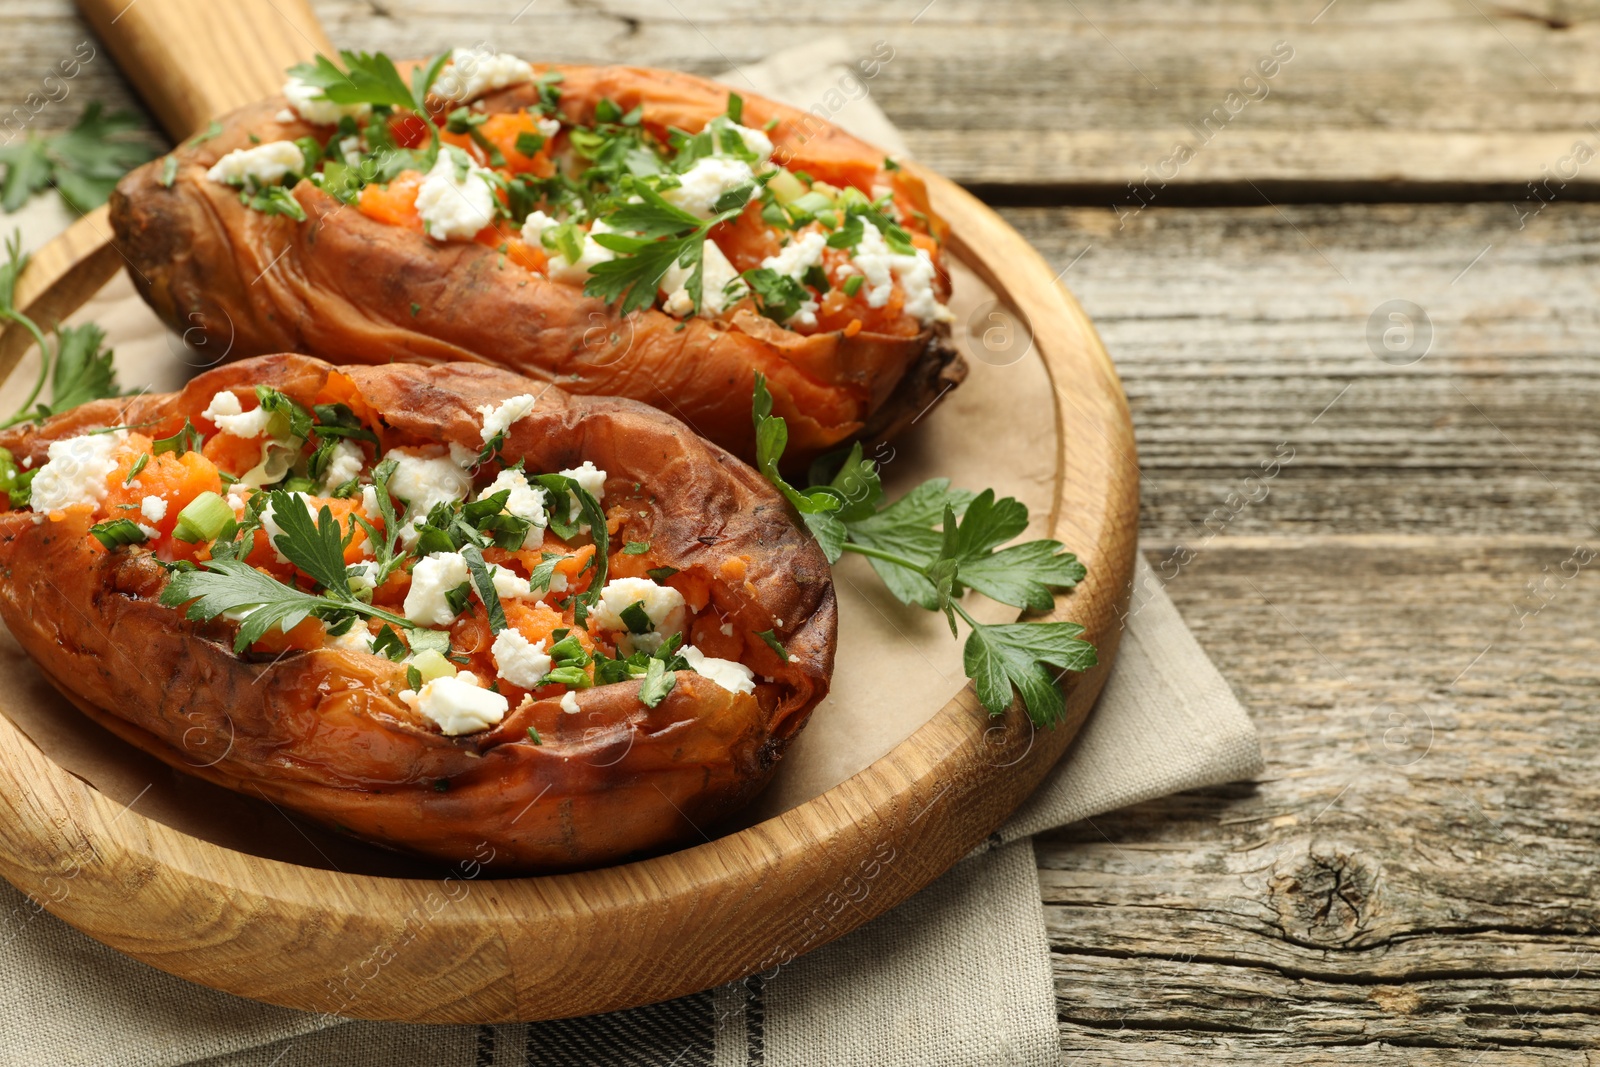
xmin=0 ymin=103 xmax=158 ymax=213
xmin=756 ymin=629 xmax=789 ymax=661
xmin=750 ymin=375 xmax=1096 ymax=726
xmin=584 ymin=183 xmax=760 ymax=314
xmin=89 ymin=518 xmax=148 ymax=550
xmin=0 ymin=234 xmax=124 ymax=430
xmin=461 ymin=543 xmax=507 ymax=634
xmin=622 ymin=540 xmax=650 ymax=555
xmin=160 ymin=492 xmax=414 ymax=652
xmin=124 ymin=453 xmax=150 ymax=484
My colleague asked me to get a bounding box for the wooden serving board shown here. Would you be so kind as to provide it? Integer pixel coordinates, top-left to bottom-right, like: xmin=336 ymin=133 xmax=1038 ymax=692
xmin=0 ymin=0 xmax=1138 ymax=1022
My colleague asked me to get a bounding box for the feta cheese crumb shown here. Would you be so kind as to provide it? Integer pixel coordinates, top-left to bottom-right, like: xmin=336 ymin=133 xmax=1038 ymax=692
xmin=682 ymin=645 xmax=757 ymax=695
xmin=319 ymin=439 xmax=365 ymax=492
xmin=139 ymin=495 xmax=167 ymax=523
xmin=719 ymin=621 xmax=734 ymax=637
xmin=591 ymin=577 xmax=686 ymax=638
xmin=662 ymin=156 xmax=756 ymax=219
xmin=522 ymin=213 xmax=618 ymax=284
xmin=325 ymin=625 xmax=376 ymax=653
xmin=476 ymin=469 xmax=547 ymax=548
xmin=491 ymin=630 xmax=551 ymax=689
xmin=434 ymin=47 xmax=535 ymax=102
xmin=404 ymin=552 xmax=470 ymax=627
xmin=759 ymin=231 xmax=828 ymax=328
xmin=560 ymin=690 xmax=581 ymax=714
xmin=137 ymin=523 xmax=160 ymax=540
xmin=848 ymin=220 xmax=950 ymax=325
xmin=660 ymin=240 xmax=746 ymax=318
xmin=477 ymin=394 xmax=537 ymax=444
xmin=559 ymin=461 xmax=607 ymax=503
xmin=400 ymin=671 xmax=509 ymax=735
xmin=388 ymin=449 xmax=472 ymax=520
xmin=415 ymin=149 xmax=496 ymax=242
xmin=202 ymin=390 xmax=276 ymax=439
xmin=29 ymin=431 xmax=127 ymax=514
xmin=717 ymin=122 xmax=773 ymax=163
xmin=205 ymin=141 xmax=304 ymax=190
xmin=282 ymin=74 xmax=372 ymax=125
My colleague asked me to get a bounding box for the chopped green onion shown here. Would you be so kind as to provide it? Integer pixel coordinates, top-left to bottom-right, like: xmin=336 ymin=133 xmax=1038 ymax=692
xmin=123 ymin=453 xmax=149 ymax=485
xmin=408 ymin=648 xmax=456 ymax=683
xmin=89 ymin=518 xmax=148 ymax=550
xmin=843 ymin=274 xmax=864 ymax=298
xmin=173 ymin=491 xmax=235 ymax=543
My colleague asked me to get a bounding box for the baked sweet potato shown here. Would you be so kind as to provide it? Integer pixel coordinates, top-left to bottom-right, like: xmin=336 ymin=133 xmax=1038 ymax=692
xmin=0 ymin=353 xmax=835 ymax=872
xmin=109 ymin=49 xmax=966 ymax=464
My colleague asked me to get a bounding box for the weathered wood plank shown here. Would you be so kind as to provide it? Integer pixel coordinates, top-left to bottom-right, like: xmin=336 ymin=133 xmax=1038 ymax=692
xmin=999 ymin=201 xmax=1600 ymax=542
xmin=13 ymin=0 xmax=1600 ymax=191
xmin=1041 ymin=538 xmax=1600 ymax=1058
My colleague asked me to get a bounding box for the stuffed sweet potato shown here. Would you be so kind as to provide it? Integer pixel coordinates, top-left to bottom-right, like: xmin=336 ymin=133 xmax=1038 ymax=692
xmin=0 ymin=354 xmax=835 ymax=872
xmin=109 ymin=48 xmax=965 ymax=463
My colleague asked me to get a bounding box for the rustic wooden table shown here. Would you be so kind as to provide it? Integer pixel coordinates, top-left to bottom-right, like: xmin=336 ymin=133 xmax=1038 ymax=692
xmin=13 ymin=0 xmax=1600 ymax=1060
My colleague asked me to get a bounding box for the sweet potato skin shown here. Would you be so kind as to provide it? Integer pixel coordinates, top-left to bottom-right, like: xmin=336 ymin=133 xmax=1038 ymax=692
xmin=109 ymin=64 xmax=965 ymax=464
xmin=0 ymin=355 xmax=836 ymax=872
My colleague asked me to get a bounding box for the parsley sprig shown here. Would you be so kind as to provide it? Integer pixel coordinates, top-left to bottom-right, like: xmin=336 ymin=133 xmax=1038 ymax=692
xmin=751 ymin=375 xmax=1096 ymax=727
xmin=159 ymin=490 xmax=413 ymax=653
xmin=0 ymin=103 xmax=157 ymax=213
xmin=584 ymin=183 xmax=759 ymax=315
xmin=0 ymin=232 xmax=122 ymax=433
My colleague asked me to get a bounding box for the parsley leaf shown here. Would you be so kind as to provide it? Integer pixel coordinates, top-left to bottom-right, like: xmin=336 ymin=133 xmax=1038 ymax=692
xmin=638 ymin=656 xmax=675 ymax=707
xmin=750 ymin=374 xmax=847 ymax=560
xmin=160 ymin=558 xmax=339 ymax=653
xmin=0 ymin=103 xmax=157 ymax=214
xmin=461 ymin=543 xmax=507 ymax=634
xmin=964 ymin=622 xmax=1097 ymax=727
xmin=0 ymin=233 xmax=125 ymax=430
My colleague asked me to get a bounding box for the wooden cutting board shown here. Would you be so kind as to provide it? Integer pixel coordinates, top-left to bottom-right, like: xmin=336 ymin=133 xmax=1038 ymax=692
xmin=0 ymin=0 xmax=1138 ymax=1022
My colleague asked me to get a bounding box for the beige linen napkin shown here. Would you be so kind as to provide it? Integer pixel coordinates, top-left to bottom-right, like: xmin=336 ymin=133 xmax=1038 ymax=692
xmin=0 ymin=39 xmax=1261 ymax=1066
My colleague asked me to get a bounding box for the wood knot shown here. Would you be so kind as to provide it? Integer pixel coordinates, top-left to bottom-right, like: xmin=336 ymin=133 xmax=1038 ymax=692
xmin=1267 ymin=839 xmax=1383 ymax=948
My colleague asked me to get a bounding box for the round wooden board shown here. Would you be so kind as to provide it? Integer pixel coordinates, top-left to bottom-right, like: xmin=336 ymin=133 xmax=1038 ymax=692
xmin=0 ymin=2 xmax=1138 ymax=1025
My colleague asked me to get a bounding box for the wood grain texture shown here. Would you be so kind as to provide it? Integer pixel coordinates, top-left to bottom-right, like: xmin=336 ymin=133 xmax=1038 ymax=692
xmin=0 ymin=160 xmax=1138 ymax=1020
xmin=12 ymin=0 xmax=1596 ymax=190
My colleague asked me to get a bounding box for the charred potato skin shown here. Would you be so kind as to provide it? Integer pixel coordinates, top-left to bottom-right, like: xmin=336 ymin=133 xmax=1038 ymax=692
xmin=109 ymin=63 xmax=964 ymax=464
xmin=0 ymin=355 xmax=836 ymax=872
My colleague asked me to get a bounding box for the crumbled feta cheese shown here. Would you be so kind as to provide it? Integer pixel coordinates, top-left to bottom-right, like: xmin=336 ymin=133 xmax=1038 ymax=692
xmin=591 ymin=577 xmax=685 ymax=637
xmin=319 ymin=439 xmax=365 ymax=492
xmin=525 ymin=215 xmax=618 ymax=284
xmin=491 ymin=630 xmax=551 ymax=689
xmin=717 ymin=122 xmax=773 ymax=163
xmin=415 ymin=149 xmax=496 ymax=242
xmin=404 ymin=550 xmax=536 ymax=625
xmin=448 ymin=442 xmax=478 ymax=468
xmin=205 ymin=141 xmax=304 ymax=190
xmin=682 ymin=645 xmax=757 ymax=695
xmin=759 ymin=231 xmax=828 ymax=328
xmin=337 ymin=135 xmax=365 ymax=165
xmin=536 ymin=116 xmax=561 ymax=140
xmin=476 ymin=469 xmax=547 ymax=548
xmin=361 ymin=484 xmax=380 ymax=517
xmin=137 ymin=523 xmax=160 ymax=540
xmin=719 ymin=621 xmax=734 ymax=637
xmin=282 ymin=75 xmax=371 ymax=126
xmin=403 ymin=552 xmax=470 ymax=627
xmin=560 ymin=690 xmax=581 ymax=714
xmin=388 ymin=449 xmax=472 ymax=519
xmin=399 ymin=671 xmax=509 ymax=735
xmin=274 ymin=108 xmax=296 ymax=123
xmin=560 ymin=461 xmax=607 ymax=502
xmin=325 ymin=625 xmax=376 ymax=653
xmin=477 ymin=394 xmax=537 ymax=444
xmin=29 ymin=431 xmax=127 ymax=514
xmin=347 ymin=560 xmax=380 ymax=594
xmin=202 ymin=390 xmax=276 ymax=439
xmin=139 ymin=495 xmax=168 ymax=523
xmin=660 ymin=240 xmax=746 ymax=318
xmin=434 ymin=47 xmax=535 ymax=102
xmin=847 ymin=220 xmax=950 ymax=325
xmin=662 ymin=156 xmax=756 ymax=219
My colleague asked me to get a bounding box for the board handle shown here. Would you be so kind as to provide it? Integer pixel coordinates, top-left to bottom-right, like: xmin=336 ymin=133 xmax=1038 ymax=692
xmin=77 ymin=0 xmax=334 ymax=141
